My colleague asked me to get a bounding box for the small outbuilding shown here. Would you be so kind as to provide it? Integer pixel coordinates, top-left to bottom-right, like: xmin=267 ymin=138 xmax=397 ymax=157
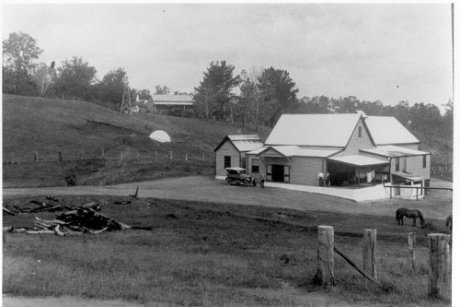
xmin=214 ymin=135 xmax=264 ymax=179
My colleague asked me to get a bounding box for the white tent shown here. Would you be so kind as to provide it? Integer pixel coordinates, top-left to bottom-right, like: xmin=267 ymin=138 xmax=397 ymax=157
xmin=149 ymin=130 xmax=171 ymax=143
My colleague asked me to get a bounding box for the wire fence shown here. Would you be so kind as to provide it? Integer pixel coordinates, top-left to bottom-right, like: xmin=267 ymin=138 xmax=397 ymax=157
xmin=3 ymin=147 xmax=213 ymax=166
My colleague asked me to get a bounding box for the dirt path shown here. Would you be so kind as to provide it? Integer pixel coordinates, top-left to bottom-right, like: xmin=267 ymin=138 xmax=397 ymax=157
xmin=3 ymin=176 xmax=452 ymax=219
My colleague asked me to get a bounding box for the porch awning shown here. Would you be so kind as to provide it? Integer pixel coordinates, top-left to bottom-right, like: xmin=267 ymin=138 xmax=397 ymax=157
xmin=392 ymin=172 xmax=424 ymax=182
xmin=360 ymin=145 xmax=430 ymax=158
xmin=256 ymin=146 xmax=340 ymax=158
xmin=328 ymin=155 xmax=389 ymax=167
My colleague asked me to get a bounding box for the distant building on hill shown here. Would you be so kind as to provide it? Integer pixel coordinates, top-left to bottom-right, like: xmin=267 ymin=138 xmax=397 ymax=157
xmin=135 ymin=94 xmax=194 ymax=116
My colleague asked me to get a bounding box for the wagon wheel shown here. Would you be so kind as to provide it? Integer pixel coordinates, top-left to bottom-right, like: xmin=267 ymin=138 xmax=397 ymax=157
xmin=225 ymin=178 xmax=231 ymax=185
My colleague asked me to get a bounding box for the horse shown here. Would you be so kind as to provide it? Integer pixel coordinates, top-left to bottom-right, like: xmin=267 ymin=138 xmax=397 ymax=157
xmin=446 ymin=215 xmax=453 ymax=231
xmin=395 ymin=208 xmax=425 ymax=227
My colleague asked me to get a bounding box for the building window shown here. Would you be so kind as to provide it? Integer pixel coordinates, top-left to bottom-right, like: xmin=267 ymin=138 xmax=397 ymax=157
xmin=251 ymin=159 xmax=260 ymax=173
xmin=423 ymin=155 xmax=426 ymax=168
xmin=395 ymin=157 xmax=400 ymax=172
xmin=224 ymin=156 xmax=231 ymax=168
xmin=358 ymin=126 xmax=362 ymax=137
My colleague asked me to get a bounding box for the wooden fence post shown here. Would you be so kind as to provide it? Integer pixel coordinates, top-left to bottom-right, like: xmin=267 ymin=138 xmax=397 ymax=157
xmin=154 ymin=151 xmax=157 ymax=161
xmin=408 ymin=232 xmax=416 ymax=275
xmin=58 ymin=151 xmax=63 ymax=163
xmin=34 ymin=151 xmax=38 ymax=163
xmin=80 ymin=149 xmax=84 ymax=160
xmin=363 ymin=229 xmax=377 ymax=280
xmin=202 ymin=152 xmax=205 ymax=161
xmin=169 ymin=151 xmax=173 ymax=160
xmin=427 ymin=233 xmax=450 ymax=298
xmin=317 ymin=225 xmax=336 ymax=286
xmin=101 ymin=148 xmax=105 ymax=158
xmin=185 ymin=152 xmax=188 ymax=161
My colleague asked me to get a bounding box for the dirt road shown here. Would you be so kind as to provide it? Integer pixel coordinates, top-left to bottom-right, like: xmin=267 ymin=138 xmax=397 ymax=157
xmin=3 ymin=176 xmax=452 ymax=219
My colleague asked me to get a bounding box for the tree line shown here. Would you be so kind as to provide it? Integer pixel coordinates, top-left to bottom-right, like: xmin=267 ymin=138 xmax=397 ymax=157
xmin=2 ymin=32 xmax=453 ymax=152
xmin=2 ymin=32 xmax=173 ymax=110
xmin=193 ymin=60 xmax=452 ymax=152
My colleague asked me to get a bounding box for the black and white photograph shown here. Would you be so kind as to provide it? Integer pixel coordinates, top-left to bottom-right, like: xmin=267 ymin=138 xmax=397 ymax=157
xmin=2 ymin=2 xmax=455 ymax=306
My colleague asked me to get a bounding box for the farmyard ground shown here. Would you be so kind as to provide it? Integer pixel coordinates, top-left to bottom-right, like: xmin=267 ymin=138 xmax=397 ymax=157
xmin=3 ymin=177 xmax=452 ymax=306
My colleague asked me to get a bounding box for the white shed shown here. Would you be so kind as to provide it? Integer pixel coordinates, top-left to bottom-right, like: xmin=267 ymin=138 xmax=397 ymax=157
xmin=214 ymin=135 xmax=264 ymax=179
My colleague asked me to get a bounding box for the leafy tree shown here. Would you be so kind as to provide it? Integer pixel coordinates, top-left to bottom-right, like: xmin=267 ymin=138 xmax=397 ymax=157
xmin=442 ymin=100 xmax=453 ymax=137
xmin=32 ymin=62 xmax=57 ymax=96
xmin=238 ymin=68 xmax=262 ymax=130
xmin=3 ymin=32 xmax=42 ymax=73
xmin=336 ymin=96 xmax=359 ymax=113
xmin=194 ymin=60 xmax=240 ymax=120
xmin=409 ymin=102 xmax=442 ymax=142
xmin=296 ymin=96 xmax=331 ymax=114
xmin=155 ymin=85 xmax=170 ymax=95
xmin=98 ymin=68 xmax=128 ymax=108
xmin=2 ymin=32 xmax=43 ymax=95
xmin=386 ymin=101 xmax=411 ymax=128
xmin=54 ymin=57 xmax=97 ymax=100
xmin=137 ymin=89 xmax=151 ymax=100
xmin=257 ymin=67 xmax=298 ymax=126
xmin=2 ymin=68 xmax=38 ymax=96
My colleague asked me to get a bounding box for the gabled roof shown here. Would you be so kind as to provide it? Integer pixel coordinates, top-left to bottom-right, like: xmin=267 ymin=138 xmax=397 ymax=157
xmin=264 ymin=113 xmax=420 ymax=148
xmin=365 ymin=116 xmax=419 ymax=145
xmin=265 ymin=114 xmax=362 ymax=147
xmin=214 ymin=135 xmax=264 ymax=152
xmin=360 ymin=145 xmax=430 ymax=158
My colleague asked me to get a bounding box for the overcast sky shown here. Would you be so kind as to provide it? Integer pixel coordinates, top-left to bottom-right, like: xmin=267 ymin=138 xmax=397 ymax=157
xmin=3 ymin=3 xmax=453 ymax=108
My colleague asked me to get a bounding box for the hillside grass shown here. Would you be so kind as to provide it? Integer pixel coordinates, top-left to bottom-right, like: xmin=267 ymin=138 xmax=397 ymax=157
xmin=2 ymin=95 xmax=270 ymax=187
xmin=3 ymin=196 xmax=451 ymax=306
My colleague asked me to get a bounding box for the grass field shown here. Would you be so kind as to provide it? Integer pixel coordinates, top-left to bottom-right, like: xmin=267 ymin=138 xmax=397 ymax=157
xmin=3 ymin=196 xmax=451 ymax=306
xmin=2 ymin=94 xmax=269 ymax=187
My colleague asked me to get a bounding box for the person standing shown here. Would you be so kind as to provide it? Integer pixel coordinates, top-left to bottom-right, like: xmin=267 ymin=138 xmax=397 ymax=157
xmin=318 ymin=171 xmax=324 ymax=186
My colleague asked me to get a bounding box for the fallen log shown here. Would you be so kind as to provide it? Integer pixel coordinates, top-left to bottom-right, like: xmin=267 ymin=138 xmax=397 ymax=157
xmin=46 ymin=196 xmax=59 ymax=202
xmin=3 ymin=207 xmax=16 ymax=216
xmin=81 ymin=202 xmax=100 ymax=211
xmin=54 ymin=225 xmax=66 ymax=236
xmin=34 ymin=222 xmax=53 ymax=230
xmin=10 ymin=227 xmax=27 ymax=233
xmin=30 ymin=200 xmax=47 ymax=207
xmin=35 ymin=217 xmax=68 ymax=225
xmin=89 ymin=227 xmax=108 ymax=235
xmin=34 ymin=204 xmax=63 ymax=213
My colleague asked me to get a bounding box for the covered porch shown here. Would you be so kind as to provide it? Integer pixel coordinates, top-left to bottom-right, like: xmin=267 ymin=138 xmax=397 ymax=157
xmin=389 ymin=172 xmax=426 ymax=200
xmin=326 ymin=155 xmax=390 ymax=187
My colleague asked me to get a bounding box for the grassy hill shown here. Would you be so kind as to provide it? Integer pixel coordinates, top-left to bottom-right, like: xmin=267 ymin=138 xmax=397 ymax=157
xmin=3 ymin=95 xmax=270 ymax=187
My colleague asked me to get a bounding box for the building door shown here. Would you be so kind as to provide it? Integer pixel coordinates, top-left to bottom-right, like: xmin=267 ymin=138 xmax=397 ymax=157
xmin=271 ymin=165 xmax=285 ymax=182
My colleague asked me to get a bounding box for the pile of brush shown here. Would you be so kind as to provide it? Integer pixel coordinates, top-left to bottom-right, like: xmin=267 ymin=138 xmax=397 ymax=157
xmin=3 ymin=202 xmax=130 ymax=236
